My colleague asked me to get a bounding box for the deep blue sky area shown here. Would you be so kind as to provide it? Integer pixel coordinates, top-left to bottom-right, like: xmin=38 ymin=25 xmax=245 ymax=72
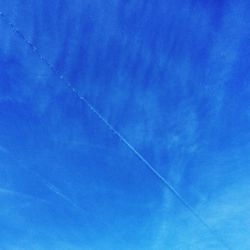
xmin=0 ymin=1 xmax=250 ymax=249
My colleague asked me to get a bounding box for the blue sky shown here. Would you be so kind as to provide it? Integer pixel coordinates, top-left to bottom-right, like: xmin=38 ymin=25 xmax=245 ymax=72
xmin=0 ymin=1 xmax=250 ymax=249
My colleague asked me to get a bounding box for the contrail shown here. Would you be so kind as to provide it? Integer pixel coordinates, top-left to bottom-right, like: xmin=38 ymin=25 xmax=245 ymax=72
xmin=43 ymin=181 xmax=83 ymax=212
xmin=0 ymin=11 xmax=231 ymax=250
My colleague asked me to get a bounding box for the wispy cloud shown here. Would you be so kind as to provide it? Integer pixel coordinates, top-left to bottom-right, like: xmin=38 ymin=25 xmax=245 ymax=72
xmin=0 ymin=187 xmax=48 ymax=204
xmin=0 ymin=145 xmax=9 ymax=154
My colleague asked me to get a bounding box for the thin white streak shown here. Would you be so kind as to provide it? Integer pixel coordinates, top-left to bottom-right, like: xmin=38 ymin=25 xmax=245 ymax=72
xmin=0 ymin=11 xmax=231 ymax=250
xmin=0 ymin=187 xmax=48 ymax=203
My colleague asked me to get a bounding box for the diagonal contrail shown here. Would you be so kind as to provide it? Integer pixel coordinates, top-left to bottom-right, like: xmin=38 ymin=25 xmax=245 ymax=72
xmin=0 ymin=11 xmax=231 ymax=250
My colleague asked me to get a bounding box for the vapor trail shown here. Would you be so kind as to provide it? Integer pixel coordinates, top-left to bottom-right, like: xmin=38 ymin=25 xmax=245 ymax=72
xmin=0 ymin=11 xmax=231 ymax=250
